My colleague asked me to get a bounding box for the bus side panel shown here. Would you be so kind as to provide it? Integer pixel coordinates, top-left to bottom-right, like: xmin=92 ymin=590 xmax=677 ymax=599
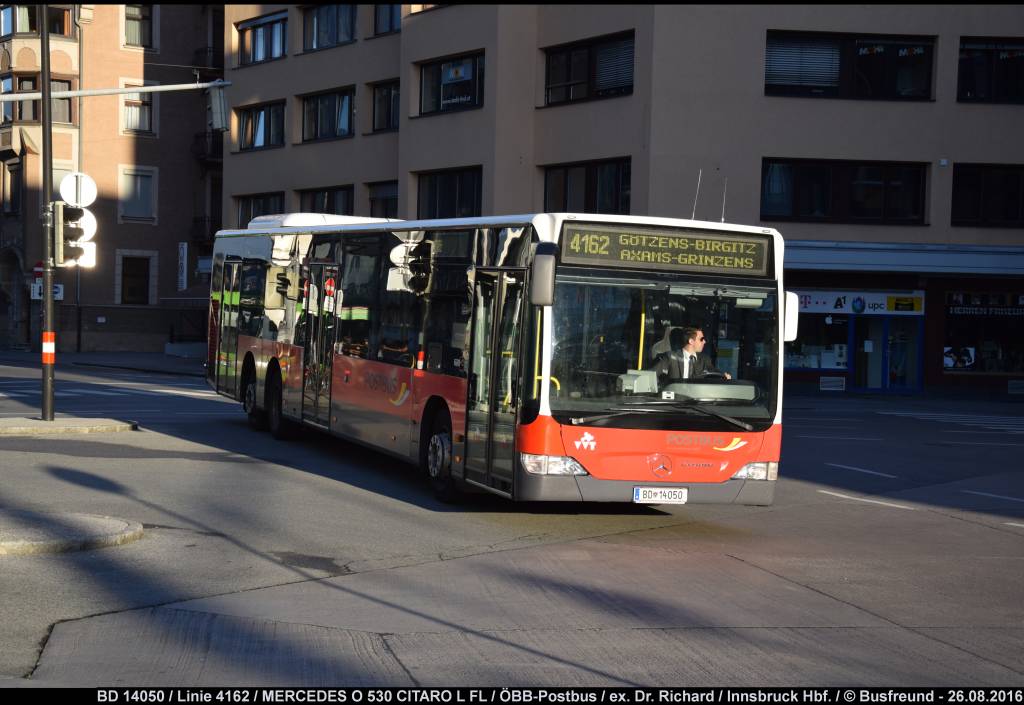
xmin=331 ymin=356 xmax=415 ymax=459
xmin=411 ymin=370 xmax=468 ymax=465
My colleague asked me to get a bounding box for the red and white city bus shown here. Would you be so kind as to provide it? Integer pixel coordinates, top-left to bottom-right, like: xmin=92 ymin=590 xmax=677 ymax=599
xmin=208 ymin=212 xmax=797 ymax=504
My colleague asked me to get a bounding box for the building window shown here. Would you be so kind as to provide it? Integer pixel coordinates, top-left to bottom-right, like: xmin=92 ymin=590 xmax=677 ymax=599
xmin=125 ymin=5 xmax=152 ymax=47
xmin=958 ymin=38 xmax=1024 ymax=103
xmin=545 ymin=31 xmax=634 ymax=105
xmin=373 ymin=81 xmax=399 ymax=131
xmin=952 ymin=164 xmax=1024 ymax=228
xmin=375 ymin=5 xmax=400 ymax=35
xmin=760 ymin=158 xmax=926 ymax=224
xmin=237 ymin=192 xmax=284 ymax=227
xmin=124 ymin=85 xmax=153 ymax=133
xmin=119 ymin=167 xmax=157 ymax=223
xmin=238 ymin=102 xmax=285 ymax=150
xmin=300 ymin=186 xmax=354 ymax=215
xmin=544 ymin=158 xmax=631 ymax=215
xmin=418 ymin=167 xmax=481 ymax=219
xmin=121 ymin=256 xmax=151 ymax=305
xmin=765 ymin=31 xmax=934 ymax=100
xmin=51 ymin=79 xmax=72 ymax=123
xmin=945 ymin=290 xmax=1024 ymax=374
xmin=420 ymin=53 xmax=484 ymax=114
xmin=3 ymin=162 xmax=21 ymax=214
xmin=0 ymin=75 xmax=36 ymax=123
xmin=238 ymin=12 xmax=287 ymax=66
xmin=301 ymin=89 xmax=354 ymax=141
xmin=369 ymin=181 xmax=398 ymax=218
xmin=0 ymin=6 xmax=77 ymax=37
xmin=302 ymin=4 xmax=355 ymax=51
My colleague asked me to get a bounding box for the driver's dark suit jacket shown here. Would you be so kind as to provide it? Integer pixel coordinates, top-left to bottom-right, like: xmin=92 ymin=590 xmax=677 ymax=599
xmin=654 ymin=351 xmax=722 ymax=382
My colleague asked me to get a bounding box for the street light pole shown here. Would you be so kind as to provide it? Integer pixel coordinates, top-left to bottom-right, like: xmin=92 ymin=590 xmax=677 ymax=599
xmin=39 ymin=4 xmax=55 ymax=421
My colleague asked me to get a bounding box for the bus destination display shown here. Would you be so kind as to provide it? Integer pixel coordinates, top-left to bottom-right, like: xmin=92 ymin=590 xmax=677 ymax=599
xmin=561 ymin=223 xmax=770 ymax=276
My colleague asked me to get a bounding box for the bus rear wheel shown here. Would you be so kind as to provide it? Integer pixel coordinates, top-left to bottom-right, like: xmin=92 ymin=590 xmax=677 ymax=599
xmin=424 ymin=412 xmax=461 ymax=503
xmin=266 ymin=370 xmax=296 ymax=441
xmin=242 ymin=366 xmax=267 ymax=430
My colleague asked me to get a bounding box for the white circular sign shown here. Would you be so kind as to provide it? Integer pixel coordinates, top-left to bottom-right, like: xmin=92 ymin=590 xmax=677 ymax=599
xmin=74 ymin=209 xmax=98 ymax=242
xmin=59 ymin=172 xmax=98 ymax=208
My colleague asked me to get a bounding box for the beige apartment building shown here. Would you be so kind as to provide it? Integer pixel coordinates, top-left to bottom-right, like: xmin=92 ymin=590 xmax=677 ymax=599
xmin=222 ymin=4 xmax=1024 ymax=394
xmin=0 ymin=4 xmax=223 ymax=352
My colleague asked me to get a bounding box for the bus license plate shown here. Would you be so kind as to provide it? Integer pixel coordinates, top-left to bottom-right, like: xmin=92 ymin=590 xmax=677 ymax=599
xmin=633 ymin=487 xmax=688 ymax=504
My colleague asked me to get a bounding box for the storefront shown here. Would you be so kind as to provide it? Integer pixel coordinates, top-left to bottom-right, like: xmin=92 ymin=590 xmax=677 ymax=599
xmin=782 ymin=240 xmax=1024 ymax=395
xmin=785 ymin=289 xmax=925 ymax=393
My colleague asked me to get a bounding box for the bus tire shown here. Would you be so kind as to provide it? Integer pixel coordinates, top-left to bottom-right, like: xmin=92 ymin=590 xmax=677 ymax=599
xmin=242 ymin=363 xmax=267 ymax=431
xmin=266 ymin=369 xmax=296 ymax=441
xmin=424 ymin=411 xmax=461 ymax=503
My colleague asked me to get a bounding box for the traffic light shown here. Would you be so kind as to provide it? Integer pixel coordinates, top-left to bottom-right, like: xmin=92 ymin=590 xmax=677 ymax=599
xmin=207 ymin=85 xmax=228 ymax=132
xmin=54 ymin=200 xmax=96 ymax=268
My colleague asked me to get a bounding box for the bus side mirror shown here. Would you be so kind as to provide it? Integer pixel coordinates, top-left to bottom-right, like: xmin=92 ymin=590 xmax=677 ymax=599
xmin=530 ymin=242 xmax=558 ymax=306
xmin=784 ymin=291 xmax=799 ymax=342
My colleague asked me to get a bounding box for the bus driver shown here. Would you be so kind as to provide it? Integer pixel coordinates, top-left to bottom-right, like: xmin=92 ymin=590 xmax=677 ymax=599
xmin=655 ymin=327 xmax=732 ymax=384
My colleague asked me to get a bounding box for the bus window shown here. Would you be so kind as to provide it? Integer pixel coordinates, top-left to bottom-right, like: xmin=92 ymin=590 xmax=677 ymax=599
xmin=339 ymin=236 xmax=382 ymax=359
xmin=380 ymin=237 xmax=419 ymax=366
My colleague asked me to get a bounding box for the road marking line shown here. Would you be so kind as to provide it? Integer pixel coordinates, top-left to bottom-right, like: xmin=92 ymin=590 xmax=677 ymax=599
xmin=796 ymin=436 xmax=884 ymax=441
xmin=1005 ymin=523 xmax=1024 ymax=529
xmin=826 ymin=463 xmax=898 ymax=479
xmin=817 ymin=490 xmax=916 ymax=510
xmin=933 ymin=442 xmax=1024 ymax=447
xmin=961 ymin=490 xmax=1024 ymax=504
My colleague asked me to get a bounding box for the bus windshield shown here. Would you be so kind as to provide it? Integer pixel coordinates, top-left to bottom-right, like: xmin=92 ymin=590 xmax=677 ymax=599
xmin=548 ymin=272 xmax=779 ymax=430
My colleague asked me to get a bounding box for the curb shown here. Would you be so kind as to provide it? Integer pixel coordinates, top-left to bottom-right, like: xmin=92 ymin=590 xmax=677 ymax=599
xmin=0 ymin=419 xmax=139 ymax=436
xmin=0 ymin=513 xmax=145 ymax=556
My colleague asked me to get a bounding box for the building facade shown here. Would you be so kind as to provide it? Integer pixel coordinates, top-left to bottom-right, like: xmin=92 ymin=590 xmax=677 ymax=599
xmin=0 ymin=3 xmax=223 ymax=352
xmin=222 ymin=4 xmax=1024 ymax=394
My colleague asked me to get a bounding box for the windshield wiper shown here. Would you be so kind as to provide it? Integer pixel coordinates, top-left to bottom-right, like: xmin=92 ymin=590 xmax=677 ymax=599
xmin=619 ymin=397 xmax=755 ymax=432
xmin=568 ymin=408 xmax=660 ymax=425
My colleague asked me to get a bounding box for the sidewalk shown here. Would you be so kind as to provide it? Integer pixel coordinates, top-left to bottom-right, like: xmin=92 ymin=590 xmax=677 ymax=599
xmin=0 ymin=350 xmax=206 ymax=378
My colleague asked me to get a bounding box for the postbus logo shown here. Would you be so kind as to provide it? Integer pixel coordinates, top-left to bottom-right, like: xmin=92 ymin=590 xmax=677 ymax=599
xmin=574 ymin=432 xmax=597 ymax=451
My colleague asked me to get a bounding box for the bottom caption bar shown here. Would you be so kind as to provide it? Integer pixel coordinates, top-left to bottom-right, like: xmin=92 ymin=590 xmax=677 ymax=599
xmin=74 ymin=688 xmax=1024 ymax=705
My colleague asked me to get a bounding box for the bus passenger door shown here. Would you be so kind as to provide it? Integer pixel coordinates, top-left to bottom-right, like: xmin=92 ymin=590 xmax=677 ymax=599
xmin=216 ymin=260 xmax=241 ymax=397
xmin=302 ymin=264 xmax=339 ymax=426
xmin=464 ymin=270 xmax=525 ymax=495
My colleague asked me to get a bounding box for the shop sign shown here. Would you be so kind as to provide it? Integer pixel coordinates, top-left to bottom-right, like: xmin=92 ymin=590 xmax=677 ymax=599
xmin=946 ymin=292 xmax=1024 ymax=317
xmin=794 ymin=290 xmax=925 ymax=316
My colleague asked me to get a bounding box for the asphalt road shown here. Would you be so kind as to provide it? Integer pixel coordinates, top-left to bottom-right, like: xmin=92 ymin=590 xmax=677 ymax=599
xmin=0 ymin=359 xmax=1022 ymax=686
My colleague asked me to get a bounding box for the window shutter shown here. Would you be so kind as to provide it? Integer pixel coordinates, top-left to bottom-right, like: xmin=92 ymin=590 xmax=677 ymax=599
xmin=766 ymin=36 xmax=840 ymax=87
xmin=595 ymin=37 xmax=634 ymax=92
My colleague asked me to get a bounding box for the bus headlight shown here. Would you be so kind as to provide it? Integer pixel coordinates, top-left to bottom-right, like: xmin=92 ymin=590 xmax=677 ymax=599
xmin=731 ymin=462 xmax=778 ymax=481
xmin=520 ymin=453 xmax=590 ymax=476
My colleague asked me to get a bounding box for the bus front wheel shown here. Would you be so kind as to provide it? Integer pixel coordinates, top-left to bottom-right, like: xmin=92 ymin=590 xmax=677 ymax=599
xmin=425 ymin=413 xmax=460 ymax=503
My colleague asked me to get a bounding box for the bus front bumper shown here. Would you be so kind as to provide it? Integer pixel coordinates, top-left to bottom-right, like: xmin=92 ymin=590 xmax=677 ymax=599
xmin=514 ymin=470 xmax=775 ymax=505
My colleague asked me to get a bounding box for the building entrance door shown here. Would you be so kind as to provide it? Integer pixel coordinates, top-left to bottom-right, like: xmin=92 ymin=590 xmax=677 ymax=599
xmin=850 ymin=316 xmax=922 ymax=392
xmin=852 ymin=317 xmax=885 ymax=389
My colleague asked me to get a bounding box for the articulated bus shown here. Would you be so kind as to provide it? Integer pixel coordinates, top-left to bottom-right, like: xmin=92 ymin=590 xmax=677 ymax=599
xmin=208 ymin=212 xmax=798 ymax=504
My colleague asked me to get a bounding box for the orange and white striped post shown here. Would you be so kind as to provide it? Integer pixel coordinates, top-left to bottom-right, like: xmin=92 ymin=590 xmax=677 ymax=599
xmin=42 ymin=332 xmax=56 ymax=365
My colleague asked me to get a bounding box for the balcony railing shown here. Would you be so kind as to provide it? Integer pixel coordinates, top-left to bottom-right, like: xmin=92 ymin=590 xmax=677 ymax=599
xmin=191 ymin=131 xmax=223 ymax=162
xmin=193 ymin=46 xmax=224 ymax=71
xmin=191 ymin=217 xmax=221 ymax=244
